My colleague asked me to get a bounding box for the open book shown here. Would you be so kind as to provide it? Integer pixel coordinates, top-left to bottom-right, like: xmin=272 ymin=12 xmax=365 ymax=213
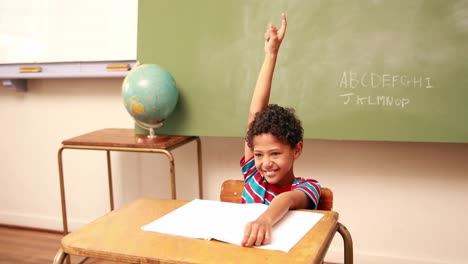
xmin=141 ymin=199 xmax=323 ymax=252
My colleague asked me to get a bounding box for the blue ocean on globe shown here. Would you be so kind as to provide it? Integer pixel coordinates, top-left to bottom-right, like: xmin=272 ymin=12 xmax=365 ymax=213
xmin=121 ymin=64 xmax=178 ymax=131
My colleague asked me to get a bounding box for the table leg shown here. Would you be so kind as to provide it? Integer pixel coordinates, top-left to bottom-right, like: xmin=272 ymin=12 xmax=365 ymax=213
xmin=53 ymin=248 xmax=67 ymax=264
xmin=161 ymin=150 xmax=176 ymax=199
xmin=106 ymin=150 xmax=115 ymax=211
xmin=57 ymin=147 xmax=69 ymax=235
xmin=196 ymin=137 xmax=203 ymax=199
xmin=337 ymin=222 xmax=353 ymax=264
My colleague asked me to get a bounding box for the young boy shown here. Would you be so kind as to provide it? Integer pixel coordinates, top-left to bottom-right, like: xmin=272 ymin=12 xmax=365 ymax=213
xmin=241 ymin=13 xmax=321 ymax=247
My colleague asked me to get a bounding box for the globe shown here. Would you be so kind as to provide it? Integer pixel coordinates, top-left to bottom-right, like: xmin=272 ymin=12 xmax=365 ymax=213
xmin=121 ymin=64 xmax=178 ymax=138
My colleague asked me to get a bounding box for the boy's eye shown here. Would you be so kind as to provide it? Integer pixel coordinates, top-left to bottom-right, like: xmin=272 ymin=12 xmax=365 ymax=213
xmin=272 ymin=152 xmax=280 ymax=156
xmin=254 ymin=153 xmax=263 ymax=158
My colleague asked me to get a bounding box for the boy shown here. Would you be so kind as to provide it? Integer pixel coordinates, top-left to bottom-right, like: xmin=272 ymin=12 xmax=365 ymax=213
xmin=241 ymin=14 xmax=321 ymax=247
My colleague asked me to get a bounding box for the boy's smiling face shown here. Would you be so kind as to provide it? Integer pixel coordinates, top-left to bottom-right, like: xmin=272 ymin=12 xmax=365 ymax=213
xmin=252 ymin=133 xmax=302 ymax=187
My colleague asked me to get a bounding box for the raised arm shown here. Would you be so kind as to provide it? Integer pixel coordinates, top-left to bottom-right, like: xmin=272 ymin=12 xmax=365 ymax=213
xmin=244 ymin=13 xmax=287 ymax=159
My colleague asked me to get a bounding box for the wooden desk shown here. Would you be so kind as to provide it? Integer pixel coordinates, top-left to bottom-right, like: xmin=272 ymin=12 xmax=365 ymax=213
xmin=53 ymin=198 xmax=340 ymax=264
xmin=57 ymin=128 xmax=203 ymax=235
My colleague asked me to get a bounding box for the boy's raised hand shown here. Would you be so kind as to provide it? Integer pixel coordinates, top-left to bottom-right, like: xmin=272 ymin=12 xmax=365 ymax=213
xmin=264 ymin=13 xmax=287 ymax=55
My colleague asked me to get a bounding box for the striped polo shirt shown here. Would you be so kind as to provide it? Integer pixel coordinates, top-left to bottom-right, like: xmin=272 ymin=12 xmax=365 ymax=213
xmin=240 ymin=156 xmax=321 ymax=209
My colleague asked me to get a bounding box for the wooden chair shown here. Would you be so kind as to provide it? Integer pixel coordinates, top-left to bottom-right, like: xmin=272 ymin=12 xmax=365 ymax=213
xmin=220 ymin=179 xmax=353 ymax=264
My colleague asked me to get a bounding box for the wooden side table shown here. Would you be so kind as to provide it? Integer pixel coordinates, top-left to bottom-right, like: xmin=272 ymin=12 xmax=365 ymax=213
xmin=57 ymin=128 xmax=202 ymax=234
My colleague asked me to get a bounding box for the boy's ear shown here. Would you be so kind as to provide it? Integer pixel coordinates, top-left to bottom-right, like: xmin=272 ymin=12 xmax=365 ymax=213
xmin=293 ymin=141 xmax=303 ymax=159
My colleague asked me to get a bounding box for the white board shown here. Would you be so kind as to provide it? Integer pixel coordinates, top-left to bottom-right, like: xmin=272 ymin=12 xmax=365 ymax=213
xmin=0 ymin=0 xmax=137 ymax=64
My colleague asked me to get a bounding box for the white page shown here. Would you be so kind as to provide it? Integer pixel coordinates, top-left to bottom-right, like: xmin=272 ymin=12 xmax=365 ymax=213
xmin=141 ymin=199 xmax=265 ymax=242
xmin=258 ymin=210 xmax=324 ymax=252
xmin=141 ymin=199 xmax=324 ymax=252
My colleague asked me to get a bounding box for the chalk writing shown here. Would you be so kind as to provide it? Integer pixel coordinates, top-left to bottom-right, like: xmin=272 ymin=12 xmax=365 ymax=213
xmin=337 ymin=71 xmax=436 ymax=108
xmin=339 ymin=71 xmax=434 ymax=89
xmin=339 ymin=93 xmax=411 ymax=108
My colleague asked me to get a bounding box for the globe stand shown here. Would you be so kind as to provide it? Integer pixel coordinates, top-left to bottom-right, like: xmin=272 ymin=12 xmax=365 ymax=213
xmin=136 ymin=121 xmax=163 ymax=139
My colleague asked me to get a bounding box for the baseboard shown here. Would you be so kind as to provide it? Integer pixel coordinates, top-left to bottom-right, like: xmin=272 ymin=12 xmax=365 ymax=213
xmin=0 ymin=223 xmax=63 ymax=234
xmin=0 ymin=211 xmax=89 ymax=232
xmin=325 ymin=248 xmax=448 ymax=264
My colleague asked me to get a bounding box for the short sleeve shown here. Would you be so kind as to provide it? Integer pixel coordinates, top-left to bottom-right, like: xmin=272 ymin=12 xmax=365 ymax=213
xmin=240 ymin=155 xmax=257 ymax=182
xmin=293 ymin=179 xmax=321 ymax=209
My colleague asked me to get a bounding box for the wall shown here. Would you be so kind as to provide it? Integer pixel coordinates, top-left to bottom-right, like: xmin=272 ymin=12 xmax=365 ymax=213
xmin=0 ymin=79 xmax=467 ymax=263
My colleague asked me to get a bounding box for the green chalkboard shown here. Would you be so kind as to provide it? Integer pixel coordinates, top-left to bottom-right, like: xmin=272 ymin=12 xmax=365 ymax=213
xmin=138 ymin=0 xmax=468 ymax=143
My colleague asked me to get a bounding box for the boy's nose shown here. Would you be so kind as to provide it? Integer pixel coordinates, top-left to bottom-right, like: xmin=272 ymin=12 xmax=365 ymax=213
xmin=263 ymin=157 xmax=273 ymax=167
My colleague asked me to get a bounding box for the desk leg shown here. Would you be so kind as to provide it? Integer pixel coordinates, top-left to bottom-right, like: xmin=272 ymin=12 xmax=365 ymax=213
xmin=161 ymin=150 xmax=176 ymax=199
xmin=53 ymin=248 xmax=68 ymax=264
xmin=106 ymin=150 xmax=115 ymax=211
xmin=196 ymin=137 xmax=203 ymax=199
xmin=57 ymin=147 xmax=69 ymax=235
xmin=337 ymin=222 xmax=353 ymax=264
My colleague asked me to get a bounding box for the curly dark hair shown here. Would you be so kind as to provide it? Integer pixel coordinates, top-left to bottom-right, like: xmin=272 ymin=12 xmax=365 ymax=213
xmin=246 ymin=104 xmax=303 ymax=150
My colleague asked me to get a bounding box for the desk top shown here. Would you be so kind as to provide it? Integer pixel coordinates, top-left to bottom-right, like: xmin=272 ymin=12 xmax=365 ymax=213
xmin=61 ymin=198 xmax=339 ymax=264
xmin=62 ymin=128 xmax=197 ymax=150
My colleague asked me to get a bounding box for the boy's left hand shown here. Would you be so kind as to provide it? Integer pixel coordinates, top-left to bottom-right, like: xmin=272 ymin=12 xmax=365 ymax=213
xmin=242 ymin=216 xmax=272 ymax=247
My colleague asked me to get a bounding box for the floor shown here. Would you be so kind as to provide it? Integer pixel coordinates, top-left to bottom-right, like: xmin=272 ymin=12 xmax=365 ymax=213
xmin=0 ymin=225 xmax=117 ymax=264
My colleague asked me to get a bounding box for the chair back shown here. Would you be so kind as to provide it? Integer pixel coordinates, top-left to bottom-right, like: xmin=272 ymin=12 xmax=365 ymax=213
xmin=220 ymin=179 xmax=333 ymax=211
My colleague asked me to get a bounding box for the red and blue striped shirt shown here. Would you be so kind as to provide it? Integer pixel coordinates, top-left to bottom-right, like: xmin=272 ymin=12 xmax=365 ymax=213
xmin=240 ymin=156 xmax=321 ymax=209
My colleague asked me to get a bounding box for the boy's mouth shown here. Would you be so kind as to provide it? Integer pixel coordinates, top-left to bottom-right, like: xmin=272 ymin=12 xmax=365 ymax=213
xmin=263 ymin=170 xmax=278 ymax=176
